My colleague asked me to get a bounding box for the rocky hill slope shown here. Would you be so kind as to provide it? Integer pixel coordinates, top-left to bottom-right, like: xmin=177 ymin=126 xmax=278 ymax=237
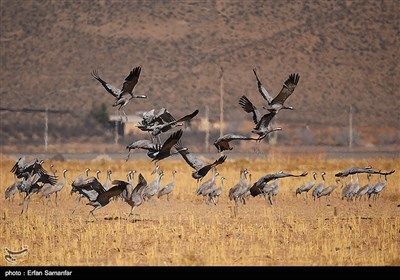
xmin=1 ymin=0 xmax=398 ymax=148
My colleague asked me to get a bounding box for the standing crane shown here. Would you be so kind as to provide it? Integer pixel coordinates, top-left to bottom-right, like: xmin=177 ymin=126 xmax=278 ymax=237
xmin=40 ymin=169 xmax=69 ymax=206
xmin=295 ymin=171 xmax=317 ymax=200
xmin=317 ymin=178 xmax=341 ymax=204
xmin=5 ymin=176 xmax=22 ymax=203
xmin=312 ymin=172 xmax=326 ymax=201
xmin=228 ymin=169 xmax=249 ymax=206
xmin=209 ymin=176 xmax=225 ymax=205
xmin=158 ymin=170 xmax=178 ymax=201
xmin=196 ymin=170 xmax=219 ymax=204
xmin=143 ymin=170 xmax=164 ymax=201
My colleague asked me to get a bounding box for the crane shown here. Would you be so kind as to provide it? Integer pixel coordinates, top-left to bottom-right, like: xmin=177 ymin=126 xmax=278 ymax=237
xmin=250 ymin=171 xmax=308 ymax=197
xmin=252 ymin=67 xmax=300 ymax=112
xmin=158 ymin=170 xmax=178 ymax=201
xmin=213 ymin=133 xmax=258 ymax=152
xmin=239 ymin=95 xmax=282 ymax=141
xmin=295 ymin=171 xmax=317 ymax=200
xmin=91 ymin=66 xmax=147 ymax=121
xmin=175 ymin=141 xmax=227 ymax=182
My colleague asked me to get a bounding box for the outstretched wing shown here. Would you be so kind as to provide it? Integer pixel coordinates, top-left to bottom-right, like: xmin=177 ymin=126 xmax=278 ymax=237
xmin=36 ymin=174 xmax=58 ymax=186
xmin=76 ymin=177 xmax=106 ymax=194
xmin=175 ymin=109 xmax=199 ymax=123
xmin=91 ymin=69 xmax=120 ymax=98
xmin=214 ymin=134 xmax=257 ymax=148
xmin=274 ymin=171 xmax=308 ymax=179
xmin=159 ymin=129 xmax=183 ymax=153
xmin=157 ymin=109 xmax=176 ymax=124
xmin=121 ymin=66 xmax=141 ymax=94
xmin=239 ymin=95 xmax=261 ymax=124
xmin=250 ymin=171 xmax=307 ymax=197
xmin=271 ymin=73 xmax=300 ymax=105
xmin=194 ymin=155 xmax=227 ymax=179
xmin=132 ymin=173 xmax=147 ymax=194
xmin=254 ymin=111 xmax=277 ymax=130
xmin=96 ymin=184 xmax=126 ymax=205
xmin=156 ymin=109 xmax=200 ymax=134
xmin=253 ymin=67 xmax=273 ymax=103
xmin=126 ymin=139 xmax=155 ymax=151
xmin=175 ymin=141 xmax=204 ymax=170
xmin=10 ymin=156 xmax=26 ymax=175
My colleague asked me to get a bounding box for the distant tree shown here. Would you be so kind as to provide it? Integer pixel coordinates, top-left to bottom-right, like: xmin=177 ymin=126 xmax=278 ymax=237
xmin=90 ymin=102 xmax=109 ymax=126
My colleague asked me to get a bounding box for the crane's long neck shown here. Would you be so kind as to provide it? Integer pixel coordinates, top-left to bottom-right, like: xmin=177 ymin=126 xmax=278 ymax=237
xmin=155 ymin=173 xmax=163 ymax=186
xmin=62 ymin=170 xmax=68 ymax=184
xmin=172 ymin=172 xmax=177 ymax=184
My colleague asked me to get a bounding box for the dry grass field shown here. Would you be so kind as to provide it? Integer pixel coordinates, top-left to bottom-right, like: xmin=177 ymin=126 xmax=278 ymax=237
xmin=1 ymin=156 xmax=399 ymax=266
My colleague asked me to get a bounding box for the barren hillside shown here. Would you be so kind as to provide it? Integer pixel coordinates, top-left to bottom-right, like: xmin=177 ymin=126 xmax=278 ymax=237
xmin=1 ymin=0 xmax=399 ymax=148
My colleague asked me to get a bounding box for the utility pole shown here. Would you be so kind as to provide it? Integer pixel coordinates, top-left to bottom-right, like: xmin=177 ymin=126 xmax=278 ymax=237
xmin=219 ymin=67 xmax=224 ymax=137
xmin=44 ymin=107 xmax=48 ymax=151
xmin=114 ymin=120 xmax=119 ymax=145
xmin=349 ymin=104 xmax=353 ymax=149
xmin=205 ymin=105 xmax=209 ymax=151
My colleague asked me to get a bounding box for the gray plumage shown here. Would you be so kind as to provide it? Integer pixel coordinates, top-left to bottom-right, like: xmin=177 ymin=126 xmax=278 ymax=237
xmin=126 ymin=139 xmax=155 ymax=161
xmin=239 ymin=95 xmax=282 ymax=141
xmin=252 ymin=68 xmax=300 ymax=112
xmin=356 ymin=174 xmax=372 ymax=200
xmin=312 ymin=172 xmax=326 ymax=200
xmin=143 ymin=170 xmax=164 ymax=201
xmin=209 ymin=176 xmax=225 ymax=205
xmin=91 ymin=66 xmax=147 ymax=121
xmin=335 ymin=166 xmax=394 ymax=178
xmin=250 ymin=171 xmax=308 ymax=197
xmin=213 ymin=133 xmax=258 ymax=152
xmin=5 ymin=177 xmax=22 ymax=202
xmin=119 ymin=173 xmax=148 ymax=216
xmin=175 ymin=141 xmax=227 ymax=181
xmin=158 ymin=170 xmax=177 ymax=200
xmin=40 ymin=169 xmax=69 ymax=206
xmin=197 ymin=171 xmax=219 ymax=204
xmin=295 ymin=172 xmax=317 ymax=197
xmin=317 ymin=178 xmax=341 ymax=199
xmin=228 ymin=169 xmax=249 ymax=206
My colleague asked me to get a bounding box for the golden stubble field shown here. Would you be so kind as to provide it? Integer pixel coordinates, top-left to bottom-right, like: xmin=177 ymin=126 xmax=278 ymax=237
xmin=1 ymin=155 xmax=399 ymax=266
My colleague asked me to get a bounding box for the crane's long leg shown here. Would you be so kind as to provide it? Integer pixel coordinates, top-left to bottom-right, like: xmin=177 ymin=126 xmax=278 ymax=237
xmin=72 ymin=195 xmax=82 ymax=214
xmin=55 ymin=192 xmax=58 ymax=207
xmin=128 ymin=206 xmax=137 ymax=217
xmin=268 ymin=194 xmax=273 ymax=206
xmin=46 ymin=195 xmax=51 ymax=207
xmin=20 ymin=193 xmax=33 ymax=215
xmin=121 ymin=108 xmax=128 ymax=123
xmin=126 ymin=150 xmax=131 ymax=162
xmin=88 ymin=209 xmax=98 ymax=221
xmin=151 ymin=162 xmax=159 ymax=175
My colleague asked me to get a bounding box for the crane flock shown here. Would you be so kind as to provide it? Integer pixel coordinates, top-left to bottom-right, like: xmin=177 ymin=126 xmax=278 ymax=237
xmin=4 ymin=66 xmax=396 ymax=219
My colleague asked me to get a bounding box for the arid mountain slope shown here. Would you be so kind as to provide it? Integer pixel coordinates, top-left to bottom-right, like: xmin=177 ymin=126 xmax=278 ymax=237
xmin=1 ymin=0 xmax=399 ymax=147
